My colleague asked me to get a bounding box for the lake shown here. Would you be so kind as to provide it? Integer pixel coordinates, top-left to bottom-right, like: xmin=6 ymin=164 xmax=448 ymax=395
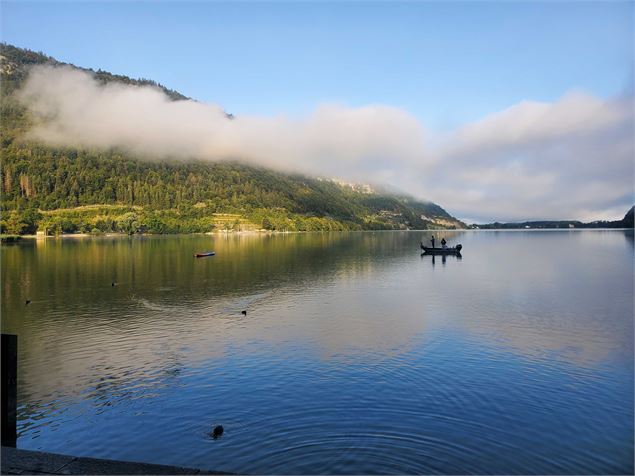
xmin=1 ymin=230 xmax=633 ymax=474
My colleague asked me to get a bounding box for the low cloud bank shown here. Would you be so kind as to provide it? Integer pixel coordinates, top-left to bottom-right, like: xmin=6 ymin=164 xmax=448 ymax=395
xmin=17 ymin=65 xmax=634 ymax=222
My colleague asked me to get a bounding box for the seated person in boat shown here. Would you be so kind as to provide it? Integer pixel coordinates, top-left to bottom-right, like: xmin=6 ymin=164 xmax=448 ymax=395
xmin=441 ymin=238 xmax=447 ymax=248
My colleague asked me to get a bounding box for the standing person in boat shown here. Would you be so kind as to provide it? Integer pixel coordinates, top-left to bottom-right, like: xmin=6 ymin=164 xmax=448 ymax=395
xmin=441 ymin=238 xmax=447 ymax=248
xmin=430 ymin=235 xmax=435 ymax=248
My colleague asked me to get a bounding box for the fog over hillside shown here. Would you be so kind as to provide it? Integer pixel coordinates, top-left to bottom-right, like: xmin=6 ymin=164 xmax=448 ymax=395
xmin=17 ymin=64 xmax=634 ymax=222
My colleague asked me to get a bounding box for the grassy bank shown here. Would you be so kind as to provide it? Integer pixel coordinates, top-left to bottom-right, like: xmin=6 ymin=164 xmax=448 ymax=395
xmin=0 ymin=234 xmax=22 ymax=243
xmin=0 ymin=204 xmax=380 ymax=236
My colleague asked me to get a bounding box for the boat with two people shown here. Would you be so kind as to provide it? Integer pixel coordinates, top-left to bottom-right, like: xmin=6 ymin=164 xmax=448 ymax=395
xmin=420 ymin=242 xmax=463 ymax=255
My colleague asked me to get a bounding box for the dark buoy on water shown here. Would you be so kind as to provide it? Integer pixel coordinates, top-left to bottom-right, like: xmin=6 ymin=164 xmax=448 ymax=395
xmin=212 ymin=425 xmax=224 ymax=439
xmin=241 ymin=310 xmax=247 ymax=316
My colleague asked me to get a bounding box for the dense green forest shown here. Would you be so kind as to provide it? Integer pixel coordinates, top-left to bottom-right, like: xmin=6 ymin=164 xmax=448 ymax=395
xmin=0 ymin=43 xmax=464 ymax=235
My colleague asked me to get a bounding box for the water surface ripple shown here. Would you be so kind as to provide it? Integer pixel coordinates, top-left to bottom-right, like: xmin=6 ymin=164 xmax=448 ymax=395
xmin=2 ymin=231 xmax=633 ymax=474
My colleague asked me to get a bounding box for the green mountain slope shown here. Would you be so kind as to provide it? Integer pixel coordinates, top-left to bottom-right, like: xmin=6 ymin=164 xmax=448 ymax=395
xmin=0 ymin=43 xmax=465 ymax=235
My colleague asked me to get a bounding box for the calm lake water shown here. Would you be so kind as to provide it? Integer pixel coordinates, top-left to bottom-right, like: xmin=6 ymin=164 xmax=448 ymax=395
xmin=2 ymin=230 xmax=633 ymax=474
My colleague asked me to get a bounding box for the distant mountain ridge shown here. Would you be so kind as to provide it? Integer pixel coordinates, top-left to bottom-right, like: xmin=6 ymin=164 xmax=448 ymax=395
xmin=474 ymin=206 xmax=634 ymax=229
xmin=0 ymin=43 xmax=465 ymax=234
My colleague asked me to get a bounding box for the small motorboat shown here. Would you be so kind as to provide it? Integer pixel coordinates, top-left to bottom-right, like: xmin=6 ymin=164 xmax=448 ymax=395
xmin=194 ymin=251 xmax=216 ymax=258
xmin=420 ymin=243 xmax=462 ymax=255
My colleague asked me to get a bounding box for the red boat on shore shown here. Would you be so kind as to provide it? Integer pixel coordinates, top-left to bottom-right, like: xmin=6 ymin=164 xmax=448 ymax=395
xmin=194 ymin=251 xmax=216 ymax=258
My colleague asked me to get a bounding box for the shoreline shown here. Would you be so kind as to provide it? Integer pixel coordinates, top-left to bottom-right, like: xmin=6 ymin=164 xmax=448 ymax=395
xmin=10 ymin=227 xmax=632 ymax=241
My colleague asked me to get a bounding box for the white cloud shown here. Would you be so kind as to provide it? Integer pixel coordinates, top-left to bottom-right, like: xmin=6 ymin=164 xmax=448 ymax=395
xmin=424 ymin=92 xmax=633 ymax=222
xmin=17 ymin=65 xmax=428 ymax=177
xmin=16 ymin=65 xmax=634 ymax=222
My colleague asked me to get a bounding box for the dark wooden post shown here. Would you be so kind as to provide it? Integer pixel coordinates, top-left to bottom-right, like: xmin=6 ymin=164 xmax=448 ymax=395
xmin=2 ymin=333 xmax=17 ymax=447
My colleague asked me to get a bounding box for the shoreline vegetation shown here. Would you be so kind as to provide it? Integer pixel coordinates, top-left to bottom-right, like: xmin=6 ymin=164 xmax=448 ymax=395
xmin=1 ymin=203 xmax=631 ymax=238
xmin=1 ymin=202 xmax=630 ymax=240
xmin=3 ymin=221 xmax=632 ymax=244
xmin=0 ymin=204 xmax=462 ymax=237
xmin=1 ymin=202 xmax=631 ymax=239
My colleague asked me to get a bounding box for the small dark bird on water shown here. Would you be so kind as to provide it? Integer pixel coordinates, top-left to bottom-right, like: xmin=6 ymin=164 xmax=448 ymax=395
xmin=111 ymin=282 xmax=116 ymax=287
xmin=212 ymin=425 xmax=224 ymax=439
xmin=25 ymin=300 xmax=31 ymax=305
xmin=241 ymin=310 xmax=247 ymax=316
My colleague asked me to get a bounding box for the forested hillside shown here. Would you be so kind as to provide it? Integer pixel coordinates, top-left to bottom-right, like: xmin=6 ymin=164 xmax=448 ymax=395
xmin=0 ymin=43 xmax=464 ymax=235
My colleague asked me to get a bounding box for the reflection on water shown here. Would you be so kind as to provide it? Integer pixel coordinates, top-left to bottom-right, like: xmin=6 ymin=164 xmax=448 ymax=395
xmin=425 ymin=252 xmax=463 ymax=266
xmin=2 ymin=230 xmax=633 ymax=474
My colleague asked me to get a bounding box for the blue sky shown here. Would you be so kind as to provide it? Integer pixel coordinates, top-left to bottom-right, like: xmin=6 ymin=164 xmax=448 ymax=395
xmin=1 ymin=1 xmax=632 ymax=129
